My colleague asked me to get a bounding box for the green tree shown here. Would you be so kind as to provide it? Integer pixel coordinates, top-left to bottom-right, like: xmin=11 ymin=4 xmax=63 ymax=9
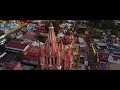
xmin=16 ymin=51 xmax=25 ymax=61
xmin=110 ymin=30 xmax=118 ymax=35
xmin=87 ymin=20 xmax=116 ymax=30
xmin=0 ymin=31 xmax=4 ymax=36
xmin=5 ymin=35 xmax=12 ymax=43
xmin=53 ymin=20 xmax=61 ymax=35
xmin=45 ymin=22 xmax=50 ymax=33
xmin=87 ymin=20 xmax=102 ymax=28
xmin=93 ymin=35 xmax=103 ymax=39
xmin=0 ymin=45 xmax=5 ymax=52
xmin=45 ymin=20 xmax=64 ymax=35
xmin=37 ymin=34 xmax=48 ymax=43
xmin=101 ymin=20 xmax=115 ymax=30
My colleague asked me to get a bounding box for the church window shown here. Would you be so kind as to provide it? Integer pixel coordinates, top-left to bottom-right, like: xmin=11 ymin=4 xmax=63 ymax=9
xmin=55 ymin=57 xmax=57 ymax=65
xmin=48 ymin=57 xmax=49 ymax=64
xmin=45 ymin=56 xmax=46 ymax=64
xmin=52 ymin=57 xmax=54 ymax=65
xmin=50 ymin=43 xmax=52 ymax=47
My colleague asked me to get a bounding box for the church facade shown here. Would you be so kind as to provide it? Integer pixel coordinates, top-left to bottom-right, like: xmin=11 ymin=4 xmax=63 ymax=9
xmin=39 ymin=22 xmax=73 ymax=70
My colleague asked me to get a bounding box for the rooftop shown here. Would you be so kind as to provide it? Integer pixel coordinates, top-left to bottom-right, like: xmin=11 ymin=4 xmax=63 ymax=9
xmin=1 ymin=52 xmax=17 ymax=62
xmin=25 ymin=46 xmax=39 ymax=55
xmin=23 ymin=31 xmax=37 ymax=40
xmin=6 ymin=39 xmax=30 ymax=50
xmin=110 ymin=63 xmax=120 ymax=70
xmin=99 ymin=62 xmax=109 ymax=70
xmin=22 ymin=65 xmax=34 ymax=70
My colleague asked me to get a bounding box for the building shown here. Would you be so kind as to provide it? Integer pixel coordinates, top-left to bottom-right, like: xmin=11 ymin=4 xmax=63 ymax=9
xmin=76 ymin=37 xmax=89 ymax=70
xmin=23 ymin=31 xmax=37 ymax=41
xmin=23 ymin=45 xmax=39 ymax=66
xmin=97 ymin=52 xmax=110 ymax=70
xmin=0 ymin=52 xmax=6 ymax=59
xmin=75 ymin=22 xmax=87 ymax=35
xmin=0 ymin=60 xmax=22 ymax=70
xmin=108 ymin=52 xmax=120 ymax=70
xmin=114 ymin=20 xmax=120 ymax=25
xmin=62 ymin=29 xmax=74 ymax=49
xmin=39 ymin=22 xmax=73 ymax=70
xmin=108 ymin=52 xmax=120 ymax=64
xmin=5 ymin=39 xmax=31 ymax=52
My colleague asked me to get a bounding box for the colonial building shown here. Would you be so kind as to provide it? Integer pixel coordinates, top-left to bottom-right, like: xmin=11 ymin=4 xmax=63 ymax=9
xmin=23 ymin=31 xmax=37 ymax=41
xmin=5 ymin=39 xmax=31 ymax=52
xmin=0 ymin=60 xmax=22 ymax=70
xmin=62 ymin=29 xmax=74 ymax=49
xmin=39 ymin=22 xmax=73 ymax=70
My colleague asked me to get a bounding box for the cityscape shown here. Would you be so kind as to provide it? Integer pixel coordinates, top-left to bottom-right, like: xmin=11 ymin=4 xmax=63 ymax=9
xmin=0 ymin=20 xmax=119 ymax=70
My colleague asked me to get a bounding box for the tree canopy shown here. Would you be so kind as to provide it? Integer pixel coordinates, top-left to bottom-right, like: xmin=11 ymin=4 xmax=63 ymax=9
xmin=45 ymin=20 xmax=64 ymax=35
xmin=37 ymin=34 xmax=48 ymax=43
xmin=16 ymin=51 xmax=25 ymax=61
xmin=87 ymin=20 xmax=115 ymax=29
xmin=0 ymin=45 xmax=5 ymax=52
xmin=87 ymin=20 xmax=120 ymax=35
xmin=5 ymin=35 xmax=12 ymax=43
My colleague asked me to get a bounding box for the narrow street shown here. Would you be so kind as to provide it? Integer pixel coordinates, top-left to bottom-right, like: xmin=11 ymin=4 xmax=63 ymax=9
xmin=87 ymin=43 xmax=97 ymax=70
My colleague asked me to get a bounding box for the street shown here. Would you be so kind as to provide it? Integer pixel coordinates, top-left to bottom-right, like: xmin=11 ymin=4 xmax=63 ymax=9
xmin=87 ymin=43 xmax=97 ymax=70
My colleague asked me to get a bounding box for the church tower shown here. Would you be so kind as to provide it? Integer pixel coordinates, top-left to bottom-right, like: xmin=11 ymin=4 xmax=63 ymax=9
xmin=39 ymin=21 xmax=73 ymax=70
xmin=41 ymin=22 xmax=62 ymax=70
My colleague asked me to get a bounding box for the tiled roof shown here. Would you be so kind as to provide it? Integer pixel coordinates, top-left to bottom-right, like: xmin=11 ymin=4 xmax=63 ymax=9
xmin=11 ymin=39 xmax=24 ymax=43
xmin=23 ymin=54 xmax=38 ymax=62
xmin=0 ymin=51 xmax=4 ymax=55
xmin=23 ymin=31 xmax=37 ymax=40
xmin=23 ymin=20 xmax=32 ymax=23
xmin=25 ymin=46 xmax=39 ymax=54
xmin=24 ymin=46 xmax=39 ymax=61
xmin=113 ymin=53 xmax=120 ymax=56
xmin=6 ymin=40 xmax=30 ymax=49
xmin=0 ymin=61 xmax=16 ymax=68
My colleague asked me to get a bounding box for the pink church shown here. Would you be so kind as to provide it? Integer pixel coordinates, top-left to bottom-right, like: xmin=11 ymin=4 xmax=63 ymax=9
xmin=39 ymin=22 xmax=73 ymax=70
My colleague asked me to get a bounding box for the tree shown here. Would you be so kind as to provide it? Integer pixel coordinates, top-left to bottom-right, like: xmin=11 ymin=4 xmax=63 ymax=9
xmin=45 ymin=22 xmax=50 ymax=33
xmin=53 ymin=20 xmax=61 ymax=35
xmin=0 ymin=45 xmax=5 ymax=52
xmin=5 ymin=35 xmax=12 ymax=43
xmin=110 ymin=30 xmax=118 ymax=35
xmin=93 ymin=35 xmax=103 ymax=39
xmin=101 ymin=20 xmax=115 ymax=30
xmin=0 ymin=31 xmax=4 ymax=36
xmin=37 ymin=34 xmax=48 ymax=43
xmin=45 ymin=20 xmax=64 ymax=35
xmin=16 ymin=51 xmax=25 ymax=61
xmin=87 ymin=20 xmax=116 ymax=30
xmin=87 ymin=20 xmax=102 ymax=28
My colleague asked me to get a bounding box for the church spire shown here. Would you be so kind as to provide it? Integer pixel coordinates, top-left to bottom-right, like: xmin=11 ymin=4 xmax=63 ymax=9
xmin=48 ymin=21 xmax=56 ymax=41
xmin=49 ymin=21 xmax=53 ymax=27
